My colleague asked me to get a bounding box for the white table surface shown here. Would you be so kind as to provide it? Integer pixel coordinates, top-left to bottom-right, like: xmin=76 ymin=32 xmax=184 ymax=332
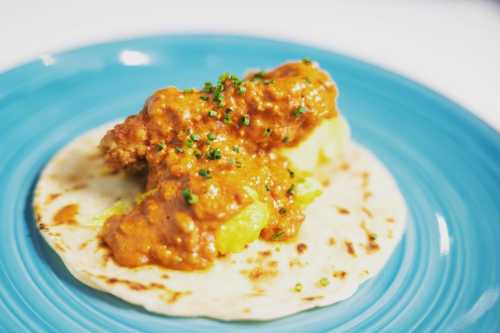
xmin=1 ymin=0 xmax=499 ymax=130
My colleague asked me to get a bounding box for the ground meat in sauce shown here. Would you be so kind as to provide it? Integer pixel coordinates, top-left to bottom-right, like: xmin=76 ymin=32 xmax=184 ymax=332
xmin=99 ymin=61 xmax=338 ymax=270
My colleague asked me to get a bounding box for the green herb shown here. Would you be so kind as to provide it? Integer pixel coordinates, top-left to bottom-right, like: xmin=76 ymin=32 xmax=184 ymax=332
xmin=208 ymin=110 xmax=218 ymax=118
xmin=287 ymin=184 xmax=296 ymax=196
xmin=265 ymin=184 xmax=271 ymax=192
xmin=223 ymin=108 xmax=232 ymax=124
xmin=198 ymin=168 xmax=211 ymax=178
xmin=186 ymin=138 xmax=194 ymax=148
xmin=203 ymin=81 xmax=214 ymax=93
xmin=263 ymin=128 xmax=272 ymax=137
xmin=282 ymin=135 xmax=290 ymax=144
xmin=319 ymin=277 xmax=329 ymax=287
xmin=200 ymin=95 xmax=209 ymax=101
xmin=218 ymin=72 xmax=230 ymax=83
xmin=293 ymin=106 xmax=307 ymax=117
xmin=252 ymin=71 xmax=266 ymax=80
xmin=181 ymin=188 xmax=198 ymax=205
xmin=190 ymin=134 xmax=200 ymax=142
xmin=271 ymin=230 xmax=286 ymax=240
xmin=240 ymin=115 xmax=250 ymax=126
xmin=175 ymin=147 xmax=184 ymax=153
xmin=302 ymin=57 xmax=312 ymax=64
xmin=156 ymin=142 xmax=166 ymax=151
xmin=238 ymin=85 xmax=246 ymax=95
xmin=228 ymin=158 xmax=242 ymax=168
xmin=232 ymin=145 xmax=240 ymax=153
xmin=207 ymin=133 xmax=217 ymax=142
xmin=288 ymin=169 xmax=295 ymax=178
xmin=193 ymin=149 xmax=202 ymax=158
xmin=207 ymin=148 xmax=222 ymax=160
xmin=294 ymin=282 xmax=303 ymax=292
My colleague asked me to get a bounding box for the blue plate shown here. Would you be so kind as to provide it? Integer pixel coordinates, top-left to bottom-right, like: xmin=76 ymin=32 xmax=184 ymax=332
xmin=1 ymin=35 xmax=499 ymax=333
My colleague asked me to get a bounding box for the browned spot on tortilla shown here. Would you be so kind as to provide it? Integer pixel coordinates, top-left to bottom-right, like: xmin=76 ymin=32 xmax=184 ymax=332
xmin=321 ymin=178 xmax=331 ymax=187
xmin=161 ymin=274 xmax=170 ymax=279
xmin=258 ymin=250 xmax=272 ymax=258
xmin=79 ymin=240 xmax=91 ymax=250
xmin=68 ymin=183 xmax=87 ymax=191
xmin=302 ymin=296 xmax=323 ymax=302
xmin=363 ymin=191 xmax=373 ymax=201
xmin=361 ymin=207 xmax=374 ymax=218
xmin=53 ymin=204 xmax=79 ymax=225
xmin=361 ymin=221 xmax=380 ymax=254
xmin=360 ymin=171 xmax=369 ymax=187
xmin=163 ymin=290 xmax=192 ymax=304
xmin=99 ymin=275 xmax=166 ymax=291
xmin=339 ymin=162 xmax=350 ymax=171
xmin=47 ymin=232 xmax=60 ymax=237
xmin=242 ymin=267 xmax=278 ymax=282
xmin=333 ymin=271 xmax=347 ymax=279
xmin=296 ymin=243 xmax=308 ymax=255
xmin=268 ymin=260 xmax=278 ymax=268
xmin=247 ymin=287 xmax=266 ymax=297
xmin=53 ymin=242 xmax=66 ymax=253
xmin=45 ymin=193 xmax=61 ymax=204
xmin=386 ymin=217 xmax=395 ymax=224
xmin=243 ymin=308 xmax=251 ymax=314
xmin=336 ymin=206 xmax=350 ymax=215
xmin=38 ymin=223 xmax=48 ymax=231
xmin=345 ymin=241 xmax=356 ymax=257
xmin=328 ymin=237 xmax=336 ymax=246
xmin=34 ymin=204 xmax=42 ymax=223
xmin=289 ymin=258 xmax=305 ymax=268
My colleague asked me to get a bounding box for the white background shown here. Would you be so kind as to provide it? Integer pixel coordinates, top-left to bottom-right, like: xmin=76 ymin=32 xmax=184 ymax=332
xmin=1 ymin=0 xmax=499 ymax=130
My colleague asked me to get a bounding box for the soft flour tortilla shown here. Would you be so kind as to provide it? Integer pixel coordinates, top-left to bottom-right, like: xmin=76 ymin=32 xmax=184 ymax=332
xmin=33 ymin=122 xmax=406 ymax=320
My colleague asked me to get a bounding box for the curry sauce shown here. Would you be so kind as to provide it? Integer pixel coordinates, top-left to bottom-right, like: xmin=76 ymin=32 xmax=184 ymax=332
xmin=100 ymin=61 xmax=338 ymax=270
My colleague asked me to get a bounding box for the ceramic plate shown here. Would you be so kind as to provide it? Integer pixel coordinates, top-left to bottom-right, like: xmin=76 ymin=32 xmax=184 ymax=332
xmin=0 ymin=35 xmax=499 ymax=332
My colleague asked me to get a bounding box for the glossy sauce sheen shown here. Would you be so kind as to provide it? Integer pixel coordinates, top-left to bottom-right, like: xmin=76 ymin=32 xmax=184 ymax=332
xmin=100 ymin=62 xmax=337 ymax=270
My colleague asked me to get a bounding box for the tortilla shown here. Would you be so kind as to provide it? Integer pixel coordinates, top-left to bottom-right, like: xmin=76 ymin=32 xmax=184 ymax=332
xmin=33 ymin=122 xmax=406 ymax=320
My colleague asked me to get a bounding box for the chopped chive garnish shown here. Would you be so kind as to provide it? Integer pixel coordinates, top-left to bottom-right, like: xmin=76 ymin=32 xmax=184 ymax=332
xmin=302 ymin=58 xmax=312 ymax=64
xmin=271 ymin=230 xmax=286 ymax=241
xmin=181 ymin=188 xmax=198 ymax=205
xmin=288 ymin=169 xmax=295 ymax=178
xmin=156 ymin=142 xmax=166 ymax=151
xmin=203 ymin=82 xmax=213 ymax=93
xmin=200 ymin=95 xmax=209 ymax=101
xmin=263 ymin=128 xmax=272 ymax=137
xmin=240 ymin=115 xmax=250 ymax=126
xmin=238 ymin=85 xmax=246 ymax=95
xmin=198 ymin=169 xmax=211 ymax=178
xmin=232 ymin=145 xmax=240 ymax=153
xmin=223 ymin=110 xmax=232 ymax=124
xmin=193 ymin=149 xmax=202 ymax=158
xmin=207 ymin=133 xmax=217 ymax=141
xmin=293 ymin=106 xmax=307 ymax=117
xmin=252 ymin=71 xmax=266 ymax=80
xmin=175 ymin=147 xmax=184 ymax=153
xmin=287 ymin=184 xmax=296 ymax=196
xmin=265 ymin=184 xmax=271 ymax=192
xmin=207 ymin=148 xmax=222 ymax=160
xmin=282 ymin=135 xmax=290 ymax=144
xmin=190 ymin=134 xmax=200 ymax=142
xmin=186 ymin=139 xmax=194 ymax=148
xmin=208 ymin=110 xmax=218 ymax=118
